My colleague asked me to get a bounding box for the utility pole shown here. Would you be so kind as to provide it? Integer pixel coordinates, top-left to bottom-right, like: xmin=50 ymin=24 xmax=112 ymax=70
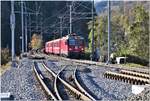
xmin=107 ymin=0 xmax=111 ymax=64
xmin=35 ymin=2 xmax=38 ymax=32
xmin=59 ymin=17 xmax=63 ymax=37
xmin=10 ymin=0 xmax=15 ymax=65
xmin=25 ymin=3 xmax=28 ymax=52
xmin=69 ymin=5 xmax=72 ymax=34
xmin=28 ymin=14 xmax=32 ymax=51
xmin=21 ymin=1 xmax=24 ymax=53
xmin=91 ymin=0 xmax=94 ymax=61
xmin=25 ymin=19 xmax=27 ymax=52
xmin=28 ymin=14 xmax=31 ymax=42
xmin=59 ymin=16 xmax=63 ymax=55
xmin=40 ymin=17 xmax=42 ymax=34
xmin=97 ymin=16 xmax=101 ymax=61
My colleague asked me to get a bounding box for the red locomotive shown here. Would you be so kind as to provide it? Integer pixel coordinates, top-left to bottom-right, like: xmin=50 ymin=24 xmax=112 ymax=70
xmin=45 ymin=33 xmax=85 ymax=58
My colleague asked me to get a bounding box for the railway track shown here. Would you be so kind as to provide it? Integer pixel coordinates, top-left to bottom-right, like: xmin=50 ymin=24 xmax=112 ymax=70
xmin=74 ymin=67 xmax=97 ymax=101
xmin=120 ymin=70 xmax=150 ymax=79
xmin=54 ymin=68 xmax=64 ymax=100
xmin=32 ymin=53 xmax=150 ymax=100
xmin=33 ymin=60 xmax=96 ymax=100
xmin=33 ymin=62 xmax=58 ymax=100
xmin=58 ymin=65 xmax=96 ymax=101
xmin=42 ymin=53 xmax=149 ymax=75
xmin=104 ymin=70 xmax=150 ymax=85
xmin=44 ymin=62 xmax=96 ymax=101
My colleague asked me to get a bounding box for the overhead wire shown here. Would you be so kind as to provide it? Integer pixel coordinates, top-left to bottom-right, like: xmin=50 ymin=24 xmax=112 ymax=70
xmin=42 ymin=5 xmax=68 ymax=25
xmin=34 ymin=1 xmax=95 ymax=37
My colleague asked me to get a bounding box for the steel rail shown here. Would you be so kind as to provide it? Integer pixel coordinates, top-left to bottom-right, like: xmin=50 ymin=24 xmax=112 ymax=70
xmin=44 ymin=54 xmax=149 ymax=75
xmin=42 ymin=62 xmax=56 ymax=78
xmin=33 ymin=63 xmax=58 ymax=100
xmin=104 ymin=71 xmax=150 ymax=85
xmin=74 ymin=66 xmax=96 ymax=101
xmin=54 ymin=67 xmax=66 ymax=101
xmin=120 ymin=70 xmax=150 ymax=79
xmin=54 ymin=75 xmax=63 ymax=100
xmin=42 ymin=62 xmax=92 ymax=101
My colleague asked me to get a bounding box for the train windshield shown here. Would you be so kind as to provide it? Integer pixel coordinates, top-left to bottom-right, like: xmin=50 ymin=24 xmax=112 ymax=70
xmin=76 ymin=39 xmax=84 ymax=45
xmin=69 ymin=39 xmax=76 ymax=45
xmin=69 ymin=39 xmax=84 ymax=46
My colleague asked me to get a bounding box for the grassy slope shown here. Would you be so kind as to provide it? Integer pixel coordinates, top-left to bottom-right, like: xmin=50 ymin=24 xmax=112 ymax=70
xmin=0 ymin=62 xmax=11 ymax=76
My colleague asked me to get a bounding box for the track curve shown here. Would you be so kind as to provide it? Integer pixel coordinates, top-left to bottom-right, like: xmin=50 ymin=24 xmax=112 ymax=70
xmin=42 ymin=62 xmax=93 ymax=101
xmin=33 ymin=62 xmax=58 ymax=100
xmin=74 ymin=66 xmax=97 ymax=101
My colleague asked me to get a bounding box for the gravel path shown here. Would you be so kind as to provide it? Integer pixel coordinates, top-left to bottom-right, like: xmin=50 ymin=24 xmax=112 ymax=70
xmin=0 ymin=58 xmax=47 ymax=100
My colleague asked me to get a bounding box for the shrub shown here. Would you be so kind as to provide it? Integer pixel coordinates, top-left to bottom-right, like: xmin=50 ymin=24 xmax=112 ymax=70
xmin=1 ymin=48 xmax=10 ymax=65
xmin=126 ymin=55 xmax=149 ymax=66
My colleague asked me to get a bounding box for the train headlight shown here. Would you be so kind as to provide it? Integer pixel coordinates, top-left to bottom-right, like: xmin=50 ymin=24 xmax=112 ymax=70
xmin=69 ymin=48 xmax=72 ymax=51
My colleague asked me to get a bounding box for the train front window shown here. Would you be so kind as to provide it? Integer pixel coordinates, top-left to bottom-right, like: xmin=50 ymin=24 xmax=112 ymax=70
xmin=69 ymin=39 xmax=75 ymax=45
xmin=76 ymin=39 xmax=84 ymax=45
xmin=69 ymin=38 xmax=84 ymax=46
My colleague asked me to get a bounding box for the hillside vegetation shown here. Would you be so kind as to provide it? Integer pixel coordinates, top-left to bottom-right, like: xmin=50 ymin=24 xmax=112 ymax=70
xmin=88 ymin=4 xmax=149 ymax=66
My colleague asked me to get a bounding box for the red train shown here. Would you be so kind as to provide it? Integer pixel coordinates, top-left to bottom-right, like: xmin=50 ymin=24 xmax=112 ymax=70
xmin=45 ymin=33 xmax=85 ymax=58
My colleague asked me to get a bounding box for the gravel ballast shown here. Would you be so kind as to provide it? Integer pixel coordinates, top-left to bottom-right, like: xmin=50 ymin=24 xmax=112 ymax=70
xmin=1 ymin=56 xmax=149 ymax=101
xmin=127 ymin=87 xmax=150 ymax=101
xmin=77 ymin=65 xmax=134 ymax=100
xmin=1 ymin=58 xmax=47 ymax=100
xmin=45 ymin=59 xmax=136 ymax=100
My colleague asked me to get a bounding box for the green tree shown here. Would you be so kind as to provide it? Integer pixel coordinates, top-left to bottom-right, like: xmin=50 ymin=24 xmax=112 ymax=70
xmin=96 ymin=16 xmax=107 ymax=59
xmin=111 ymin=12 xmax=129 ymax=57
xmin=88 ymin=5 xmax=149 ymax=62
xmin=127 ymin=5 xmax=149 ymax=60
xmin=88 ymin=19 xmax=98 ymax=52
xmin=88 ymin=16 xmax=108 ymax=61
xmin=88 ymin=27 xmax=98 ymax=51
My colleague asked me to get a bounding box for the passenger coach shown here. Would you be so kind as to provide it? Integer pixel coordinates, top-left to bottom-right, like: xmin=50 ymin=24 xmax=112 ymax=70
xmin=45 ymin=33 xmax=85 ymax=58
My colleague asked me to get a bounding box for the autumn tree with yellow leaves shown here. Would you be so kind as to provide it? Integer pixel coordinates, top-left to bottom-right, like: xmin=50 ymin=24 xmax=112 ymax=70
xmin=30 ymin=34 xmax=43 ymax=50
